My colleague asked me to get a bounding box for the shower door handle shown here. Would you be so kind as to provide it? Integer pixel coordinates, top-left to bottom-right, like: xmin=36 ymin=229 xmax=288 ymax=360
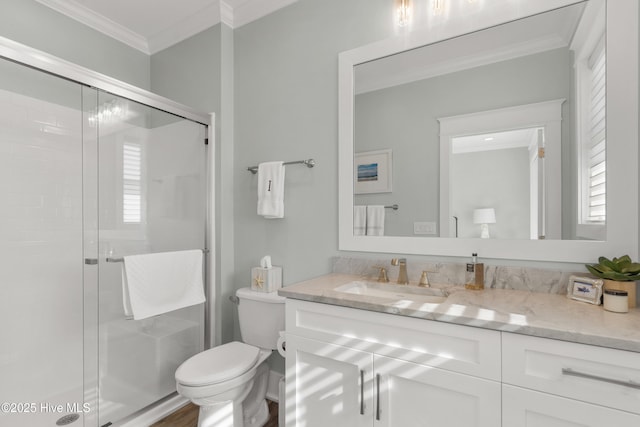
xmin=359 ymin=370 xmax=364 ymax=415
xmin=84 ymin=258 xmax=98 ymax=265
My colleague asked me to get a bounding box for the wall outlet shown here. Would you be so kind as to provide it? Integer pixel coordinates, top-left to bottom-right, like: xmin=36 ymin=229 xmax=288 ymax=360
xmin=414 ymin=221 xmax=437 ymax=235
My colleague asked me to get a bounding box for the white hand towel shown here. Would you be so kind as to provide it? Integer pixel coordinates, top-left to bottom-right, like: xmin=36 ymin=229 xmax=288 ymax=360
xmin=257 ymin=161 xmax=285 ymax=218
xmin=354 ymin=206 xmax=367 ymax=235
xmin=122 ymin=250 xmax=205 ymax=320
xmin=366 ymin=205 xmax=385 ymax=236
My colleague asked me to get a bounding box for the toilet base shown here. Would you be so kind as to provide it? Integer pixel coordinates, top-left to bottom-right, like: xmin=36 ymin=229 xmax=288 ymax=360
xmin=197 ymin=400 xmax=243 ymax=427
xmin=244 ymin=399 xmax=268 ymax=427
xmin=195 ymin=398 xmax=268 ymax=427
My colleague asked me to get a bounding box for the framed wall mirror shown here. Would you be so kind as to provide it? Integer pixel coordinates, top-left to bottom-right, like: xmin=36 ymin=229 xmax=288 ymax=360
xmin=338 ymin=0 xmax=638 ymax=262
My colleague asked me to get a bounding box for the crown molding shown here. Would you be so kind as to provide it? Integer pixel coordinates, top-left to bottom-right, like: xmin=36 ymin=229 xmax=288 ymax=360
xmin=355 ymin=34 xmax=567 ymax=95
xmin=36 ymin=0 xmax=299 ymax=54
xmin=220 ymin=1 xmax=235 ymax=27
xmin=232 ymin=0 xmax=298 ymax=28
xmin=147 ymin=2 xmax=222 ymax=54
xmin=35 ymin=0 xmax=150 ymax=54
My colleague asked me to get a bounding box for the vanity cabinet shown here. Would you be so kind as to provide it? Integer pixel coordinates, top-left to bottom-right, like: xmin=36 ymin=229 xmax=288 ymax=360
xmin=373 ymin=354 xmax=500 ymax=426
xmin=502 ymin=333 xmax=640 ymax=426
xmin=284 ymin=300 xmax=502 ymax=427
xmin=286 ymin=334 xmax=373 ymax=427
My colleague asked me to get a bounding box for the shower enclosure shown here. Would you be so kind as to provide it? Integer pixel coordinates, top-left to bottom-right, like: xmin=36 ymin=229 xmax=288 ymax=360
xmin=0 ymin=39 xmax=211 ymax=427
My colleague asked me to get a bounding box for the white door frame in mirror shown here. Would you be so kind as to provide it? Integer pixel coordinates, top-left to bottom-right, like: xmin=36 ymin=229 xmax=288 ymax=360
xmin=438 ymin=99 xmax=564 ymax=240
xmin=338 ymin=0 xmax=638 ymax=263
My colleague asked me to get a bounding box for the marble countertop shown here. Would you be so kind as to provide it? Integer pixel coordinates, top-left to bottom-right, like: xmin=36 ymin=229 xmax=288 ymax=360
xmin=278 ymin=273 xmax=640 ymax=353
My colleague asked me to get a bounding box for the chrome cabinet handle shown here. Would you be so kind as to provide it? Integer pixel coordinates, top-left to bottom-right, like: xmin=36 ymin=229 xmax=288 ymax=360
xmin=84 ymin=258 xmax=98 ymax=265
xmin=376 ymin=374 xmax=381 ymax=421
xmin=360 ymin=370 xmax=365 ymax=415
xmin=562 ymin=368 xmax=640 ymax=390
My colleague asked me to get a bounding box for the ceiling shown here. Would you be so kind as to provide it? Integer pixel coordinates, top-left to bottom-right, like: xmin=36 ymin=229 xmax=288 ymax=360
xmin=35 ymin=0 xmax=298 ymax=54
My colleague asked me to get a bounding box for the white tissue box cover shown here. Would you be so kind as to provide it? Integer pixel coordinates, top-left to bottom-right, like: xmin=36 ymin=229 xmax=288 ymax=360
xmin=251 ymin=266 xmax=282 ymax=292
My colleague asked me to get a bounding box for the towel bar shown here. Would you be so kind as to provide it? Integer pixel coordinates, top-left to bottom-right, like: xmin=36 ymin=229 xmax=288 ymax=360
xmin=247 ymin=158 xmax=315 ymax=174
xmin=385 ymin=204 xmax=399 ymax=210
xmin=105 ymin=248 xmax=209 ymax=263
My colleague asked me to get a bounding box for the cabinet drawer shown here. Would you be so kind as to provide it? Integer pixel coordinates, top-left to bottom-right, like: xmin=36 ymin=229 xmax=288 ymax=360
xmin=503 ymin=385 xmax=640 ymax=426
xmin=503 ymin=333 xmax=640 ymax=415
xmin=286 ymin=299 xmax=501 ymax=380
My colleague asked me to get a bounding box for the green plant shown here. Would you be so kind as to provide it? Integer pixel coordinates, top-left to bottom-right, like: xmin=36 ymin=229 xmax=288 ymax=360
xmin=585 ymin=255 xmax=640 ymax=281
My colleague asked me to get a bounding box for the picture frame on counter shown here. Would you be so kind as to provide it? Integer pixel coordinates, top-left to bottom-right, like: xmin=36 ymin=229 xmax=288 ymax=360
xmin=567 ymin=275 xmax=604 ymax=305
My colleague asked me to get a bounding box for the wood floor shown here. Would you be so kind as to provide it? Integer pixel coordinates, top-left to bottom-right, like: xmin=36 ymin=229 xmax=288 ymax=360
xmin=151 ymin=400 xmax=278 ymax=427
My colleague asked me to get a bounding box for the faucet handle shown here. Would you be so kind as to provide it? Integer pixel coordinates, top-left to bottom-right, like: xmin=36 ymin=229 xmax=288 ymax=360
xmin=419 ymin=271 xmax=435 ymax=287
xmin=390 ymin=258 xmax=406 ymax=266
xmin=372 ymin=266 xmax=389 ymax=283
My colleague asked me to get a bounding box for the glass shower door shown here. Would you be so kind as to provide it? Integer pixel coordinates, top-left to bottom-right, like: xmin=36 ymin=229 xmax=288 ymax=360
xmin=0 ymin=58 xmax=91 ymax=426
xmin=0 ymin=54 xmax=208 ymax=427
xmin=95 ymin=92 xmax=207 ymax=426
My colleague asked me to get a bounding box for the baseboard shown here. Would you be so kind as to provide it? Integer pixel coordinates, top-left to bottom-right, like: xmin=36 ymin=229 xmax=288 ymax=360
xmin=115 ymin=393 xmax=189 ymax=427
xmin=266 ymin=369 xmax=284 ymax=402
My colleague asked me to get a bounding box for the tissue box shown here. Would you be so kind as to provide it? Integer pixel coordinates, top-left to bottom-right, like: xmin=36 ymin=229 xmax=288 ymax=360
xmin=251 ymin=266 xmax=282 ymax=292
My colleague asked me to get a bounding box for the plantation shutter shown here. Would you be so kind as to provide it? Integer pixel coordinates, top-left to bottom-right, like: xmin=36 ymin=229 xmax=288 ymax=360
xmin=123 ymin=142 xmax=142 ymax=224
xmin=586 ymin=38 xmax=606 ymax=222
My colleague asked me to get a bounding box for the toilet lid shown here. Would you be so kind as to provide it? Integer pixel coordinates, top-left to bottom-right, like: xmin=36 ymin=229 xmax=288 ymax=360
xmin=176 ymin=341 xmax=260 ymax=386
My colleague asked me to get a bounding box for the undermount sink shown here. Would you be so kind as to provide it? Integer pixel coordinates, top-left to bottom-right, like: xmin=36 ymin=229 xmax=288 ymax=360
xmin=334 ymin=281 xmax=448 ymax=304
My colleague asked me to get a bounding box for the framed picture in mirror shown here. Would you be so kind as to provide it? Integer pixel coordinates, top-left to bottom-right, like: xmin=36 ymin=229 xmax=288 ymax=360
xmin=354 ymin=149 xmax=393 ymax=194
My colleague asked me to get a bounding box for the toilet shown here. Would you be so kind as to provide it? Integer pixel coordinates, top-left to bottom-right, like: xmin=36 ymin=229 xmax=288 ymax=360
xmin=175 ymin=287 xmax=286 ymax=427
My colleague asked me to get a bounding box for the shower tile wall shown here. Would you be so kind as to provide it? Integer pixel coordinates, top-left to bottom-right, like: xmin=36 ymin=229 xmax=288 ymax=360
xmin=0 ymin=79 xmax=85 ymax=427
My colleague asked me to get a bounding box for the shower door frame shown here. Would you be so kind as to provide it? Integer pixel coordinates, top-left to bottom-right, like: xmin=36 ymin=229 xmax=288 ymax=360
xmin=0 ymin=37 xmax=210 ymax=126
xmin=0 ymin=34 xmax=216 ymax=424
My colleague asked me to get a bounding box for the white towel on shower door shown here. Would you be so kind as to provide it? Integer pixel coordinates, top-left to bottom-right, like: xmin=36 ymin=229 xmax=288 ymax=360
xmin=257 ymin=161 xmax=285 ymax=218
xmin=122 ymin=250 xmax=205 ymax=320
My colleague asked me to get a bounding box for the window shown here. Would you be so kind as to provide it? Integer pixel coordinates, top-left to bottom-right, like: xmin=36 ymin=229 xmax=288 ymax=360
xmin=122 ymin=142 xmax=142 ymax=224
xmin=584 ymin=38 xmax=606 ymax=223
xmin=572 ymin=0 xmax=606 ymax=240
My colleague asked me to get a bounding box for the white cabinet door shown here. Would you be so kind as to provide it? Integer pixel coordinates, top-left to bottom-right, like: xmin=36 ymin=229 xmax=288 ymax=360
xmin=503 ymin=385 xmax=640 ymax=426
xmin=374 ymin=355 xmax=501 ymax=427
xmin=285 ymin=334 xmax=374 ymax=427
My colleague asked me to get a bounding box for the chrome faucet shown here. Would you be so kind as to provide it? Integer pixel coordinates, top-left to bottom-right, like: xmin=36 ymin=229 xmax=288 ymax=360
xmin=390 ymin=258 xmax=409 ymax=284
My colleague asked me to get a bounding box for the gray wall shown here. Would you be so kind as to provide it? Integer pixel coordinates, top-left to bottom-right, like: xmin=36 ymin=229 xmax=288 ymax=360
xmin=452 ymin=147 xmax=530 ymax=239
xmin=150 ymin=24 xmax=237 ymax=346
xmin=354 ymin=48 xmax=573 ymax=237
xmin=234 ymin=0 xmax=394 ymax=287
xmin=0 ymin=0 xmax=150 ymax=89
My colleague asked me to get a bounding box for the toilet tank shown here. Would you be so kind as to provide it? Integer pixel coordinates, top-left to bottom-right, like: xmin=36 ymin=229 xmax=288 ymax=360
xmin=236 ymin=287 xmax=286 ymax=350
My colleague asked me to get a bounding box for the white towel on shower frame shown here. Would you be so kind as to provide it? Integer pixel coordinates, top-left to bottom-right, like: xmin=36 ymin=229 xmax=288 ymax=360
xmin=122 ymin=250 xmax=205 ymax=320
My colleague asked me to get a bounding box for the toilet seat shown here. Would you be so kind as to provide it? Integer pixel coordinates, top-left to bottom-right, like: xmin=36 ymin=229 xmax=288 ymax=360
xmin=176 ymin=341 xmax=260 ymax=387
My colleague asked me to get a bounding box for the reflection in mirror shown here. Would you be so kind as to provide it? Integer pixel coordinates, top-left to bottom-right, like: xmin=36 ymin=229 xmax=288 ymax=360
xmin=438 ymin=99 xmax=564 ymax=241
xmin=353 ymin=0 xmax=606 ymax=241
xmin=451 ymin=128 xmax=543 ymax=240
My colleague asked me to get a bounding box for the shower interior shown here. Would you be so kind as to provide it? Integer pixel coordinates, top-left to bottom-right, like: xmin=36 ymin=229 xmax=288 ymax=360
xmin=0 ymin=48 xmax=209 ymax=427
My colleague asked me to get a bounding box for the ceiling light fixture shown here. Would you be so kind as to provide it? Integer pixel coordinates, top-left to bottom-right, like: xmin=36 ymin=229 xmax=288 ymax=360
xmin=395 ymin=0 xmax=412 ymax=27
xmin=433 ymin=0 xmax=445 ymax=14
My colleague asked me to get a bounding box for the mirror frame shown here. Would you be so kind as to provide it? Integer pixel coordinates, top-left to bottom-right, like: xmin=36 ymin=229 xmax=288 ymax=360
xmin=338 ymin=0 xmax=638 ymax=263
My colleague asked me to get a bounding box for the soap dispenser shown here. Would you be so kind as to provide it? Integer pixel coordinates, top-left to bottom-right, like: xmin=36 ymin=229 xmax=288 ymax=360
xmin=465 ymin=253 xmax=484 ymax=290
